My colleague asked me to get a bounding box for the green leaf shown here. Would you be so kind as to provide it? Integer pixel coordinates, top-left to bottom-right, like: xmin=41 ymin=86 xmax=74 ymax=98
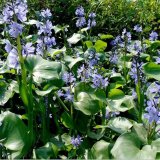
xmin=111 ymin=133 xmax=157 ymax=160
xmin=143 ymin=62 xmax=160 ymax=81
xmin=108 ymin=89 xmax=125 ymax=99
xmin=87 ymin=128 xmax=106 ymax=140
xmin=146 ymin=82 xmax=158 ymax=99
xmin=150 ymin=40 xmax=160 ymax=50
xmin=151 ymin=138 xmax=160 ymax=159
xmin=0 ymin=111 xmax=31 ymax=159
xmin=67 ymin=33 xmax=83 ymax=44
xmin=108 ymin=117 xmax=132 ymax=134
xmin=84 ymin=41 xmax=93 ymax=48
xmin=74 ymin=82 xmax=106 ymax=102
xmin=0 ymin=80 xmax=18 ymax=106
xmin=35 ymin=79 xmax=63 ymax=96
xmin=89 ymin=140 xmax=112 ymax=159
xmin=99 ymin=34 xmax=114 ymax=40
xmin=74 ymin=92 xmax=100 ymax=115
xmin=61 ymin=112 xmax=74 ymax=129
xmin=50 ymin=47 xmax=66 ymax=57
xmin=94 ymin=40 xmax=107 ymax=52
xmin=25 ymin=55 xmax=62 ymax=83
xmin=107 ymin=95 xmax=135 ymax=112
xmin=133 ymin=123 xmax=148 ymax=144
xmin=34 ymin=142 xmax=58 ymax=159
xmin=52 ymin=25 xmax=62 ymax=34
xmin=24 ymin=19 xmax=39 ymax=25
xmin=64 ymin=55 xmax=84 ymax=69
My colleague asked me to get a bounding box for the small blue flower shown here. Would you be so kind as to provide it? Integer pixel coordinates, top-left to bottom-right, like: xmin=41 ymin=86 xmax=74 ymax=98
xmin=7 ymin=48 xmax=19 ymax=68
xmin=121 ymin=28 xmax=131 ymax=42
xmin=111 ymin=36 xmax=122 ymax=46
xmin=9 ymin=22 xmax=23 ymax=38
xmin=71 ymin=135 xmax=83 ymax=147
xmin=44 ymin=36 xmax=56 ymax=48
xmin=156 ymin=57 xmax=160 ymax=64
xmin=76 ymin=17 xmax=86 ymax=28
xmin=22 ymin=43 xmax=35 ymax=56
xmin=149 ymin=31 xmax=158 ymax=41
xmin=41 ymin=8 xmax=52 ymax=19
xmin=87 ymin=19 xmax=96 ymax=28
xmin=64 ymin=90 xmax=74 ymax=102
xmin=37 ymin=20 xmax=53 ymax=36
xmin=57 ymin=90 xmax=64 ymax=97
xmin=144 ymin=102 xmax=160 ymax=124
xmin=91 ymin=73 xmax=109 ymax=89
xmin=105 ymin=109 xmax=120 ymax=119
xmin=75 ymin=6 xmax=85 ymax=17
xmin=5 ymin=40 xmax=12 ymax=53
xmin=89 ymin=12 xmax=96 ymax=19
xmin=2 ymin=6 xmax=14 ymax=23
xmin=14 ymin=2 xmax=28 ymax=22
xmin=134 ymin=24 xmax=142 ymax=32
xmin=109 ymin=54 xmax=118 ymax=64
xmin=62 ymin=72 xmax=76 ymax=85
xmin=77 ymin=64 xmax=90 ymax=81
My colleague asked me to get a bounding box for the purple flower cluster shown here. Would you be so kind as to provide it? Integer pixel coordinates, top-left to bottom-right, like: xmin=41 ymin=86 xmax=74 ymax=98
xmin=2 ymin=0 xmax=28 ymax=38
xmin=87 ymin=12 xmax=96 ymax=28
xmin=75 ymin=6 xmax=96 ymax=28
xmin=129 ymin=60 xmax=143 ymax=84
xmin=36 ymin=9 xmax=56 ymax=55
xmin=2 ymin=0 xmax=28 ymax=23
xmin=57 ymin=89 xmax=74 ymax=102
xmin=121 ymin=28 xmax=131 ymax=42
xmin=75 ymin=6 xmax=86 ymax=28
xmin=71 ymin=135 xmax=83 ymax=147
xmin=111 ymin=35 xmax=122 ymax=46
xmin=109 ymin=52 xmax=118 ymax=64
xmin=91 ymin=73 xmax=109 ymax=89
xmin=77 ymin=64 xmax=90 ymax=81
xmin=5 ymin=40 xmax=35 ymax=68
xmin=62 ymin=72 xmax=76 ymax=85
xmin=134 ymin=24 xmax=142 ymax=33
xmin=105 ymin=109 xmax=120 ymax=119
xmin=144 ymin=82 xmax=160 ymax=124
xmin=149 ymin=31 xmax=158 ymax=41
xmin=144 ymin=100 xmax=160 ymax=124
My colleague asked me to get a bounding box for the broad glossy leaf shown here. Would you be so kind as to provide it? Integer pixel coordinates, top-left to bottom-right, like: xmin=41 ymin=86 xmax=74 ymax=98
xmin=143 ymin=62 xmax=160 ymax=81
xmin=74 ymin=82 xmax=106 ymax=102
xmin=34 ymin=142 xmax=58 ymax=159
xmin=108 ymin=117 xmax=132 ymax=134
xmin=67 ymin=33 xmax=84 ymax=44
xmin=61 ymin=112 xmax=74 ymax=129
xmin=111 ymin=133 xmax=157 ymax=160
xmin=107 ymin=95 xmax=135 ymax=112
xmin=108 ymin=89 xmax=125 ymax=99
xmin=50 ymin=47 xmax=66 ymax=57
xmin=25 ymin=55 xmax=61 ymax=82
xmin=0 ymin=80 xmax=18 ymax=106
xmin=133 ymin=123 xmax=148 ymax=144
xmin=64 ymin=55 xmax=84 ymax=69
xmin=74 ymin=92 xmax=100 ymax=115
xmin=84 ymin=41 xmax=93 ymax=48
xmin=99 ymin=34 xmax=113 ymax=40
xmin=0 ymin=111 xmax=31 ymax=159
xmin=89 ymin=140 xmax=112 ymax=159
xmin=94 ymin=40 xmax=107 ymax=52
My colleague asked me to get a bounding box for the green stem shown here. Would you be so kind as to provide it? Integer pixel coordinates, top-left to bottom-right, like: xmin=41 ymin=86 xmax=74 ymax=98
xmin=17 ymin=35 xmax=34 ymax=144
xmin=54 ymin=92 xmax=69 ymax=112
xmin=123 ymin=40 xmax=128 ymax=86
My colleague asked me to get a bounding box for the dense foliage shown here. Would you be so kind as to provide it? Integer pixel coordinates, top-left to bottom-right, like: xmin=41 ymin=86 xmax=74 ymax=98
xmin=0 ymin=0 xmax=160 ymax=159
